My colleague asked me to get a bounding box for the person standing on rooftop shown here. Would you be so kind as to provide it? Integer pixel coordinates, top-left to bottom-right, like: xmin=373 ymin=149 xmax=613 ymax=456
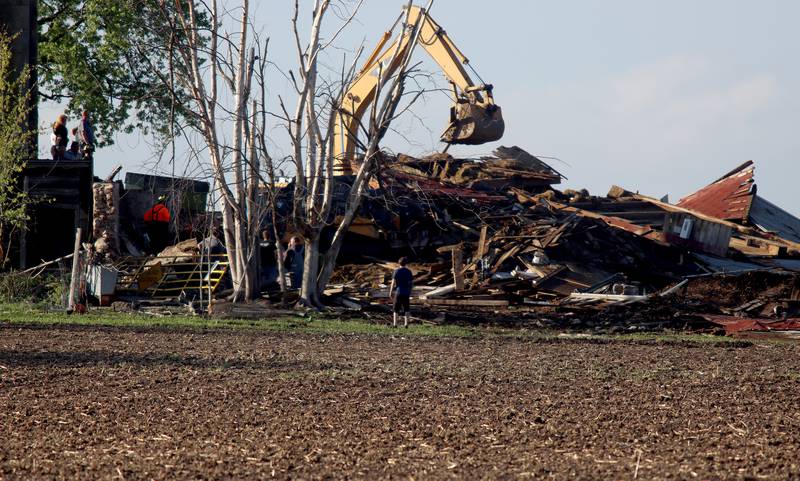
xmin=51 ymin=114 xmax=68 ymax=160
xmin=77 ymin=110 xmax=95 ymax=159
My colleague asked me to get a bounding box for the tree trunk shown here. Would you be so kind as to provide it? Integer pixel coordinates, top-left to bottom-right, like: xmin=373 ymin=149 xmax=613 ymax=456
xmin=300 ymin=233 xmax=322 ymax=308
xmin=272 ymin=214 xmax=287 ymax=293
xmin=316 ymin=151 xmax=376 ymax=295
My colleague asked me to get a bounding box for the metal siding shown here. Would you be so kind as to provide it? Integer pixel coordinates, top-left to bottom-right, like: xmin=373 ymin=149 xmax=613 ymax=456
xmin=676 ymin=162 xmax=755 ymax=222
xmin=749 ymin=196 xmax=800 ymax=244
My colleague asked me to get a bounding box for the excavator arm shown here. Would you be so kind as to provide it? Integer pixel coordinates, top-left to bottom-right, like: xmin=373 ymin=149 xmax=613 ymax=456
xmin=333 ymin=5 xmax=504 ymax=175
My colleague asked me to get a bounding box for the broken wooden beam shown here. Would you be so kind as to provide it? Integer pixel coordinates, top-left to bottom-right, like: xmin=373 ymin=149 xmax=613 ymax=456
xmin=419 ymin=298 xmax=509 ymax=307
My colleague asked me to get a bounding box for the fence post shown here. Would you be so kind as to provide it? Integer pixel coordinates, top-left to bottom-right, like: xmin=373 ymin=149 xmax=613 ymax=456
xmin=67 ymin=228 xmax=82 ymax=312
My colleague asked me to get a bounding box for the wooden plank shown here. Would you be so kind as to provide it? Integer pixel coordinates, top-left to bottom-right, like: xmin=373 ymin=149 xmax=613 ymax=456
xmin=436 ymin=244 xmax=461 ymax=253
xmin=452 ymin=221 xmax=477 ymax=233
xmin=452 ymin=244 xmax=464 ymax=291
xmin=491 ymin=243 xmax=523 ymax=272
xmin=419 ymin=298 xmax=509 ymax=307
xmin=470 ymin=226 xmax=489 ymax=289
xmin=567 ymin=293 xmax=648 ymax=302
xmin=477 ymin=225 xmax=489 ymax=257
xmin=422 ymin=283 xmax=456 ymax=299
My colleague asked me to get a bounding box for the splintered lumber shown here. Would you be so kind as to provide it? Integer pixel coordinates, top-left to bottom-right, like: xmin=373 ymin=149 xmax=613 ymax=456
xmin=659 ymin=279 xmax=688 ymax=296
xmin=452 ymin=245 xmax=465 ymax=290
xmin=437 ymin=243 xmax=466 ymax=291
xmin=419 ymin=298 xmax=509 ymax=307
xmin=421 ymin=284 xmax=456 ymax=299
xmin=452 ymin=221 xmax=477 ymax=233
xmin=491 ymin=243 xmax=523 ymax=272
xmin=477 ymin=225 xmax=489 ymax=258
xmin=471 ymin=225 xmax=489 ymax=287
xmin=20 ymin=252 xmax=75 ymax=274
xmin=539 ymin=215 xmax=575 ymax=248
xmin=105 ymin=164 xmax=123 ymax=182
xmin=567 ymin=293 xmax=648 ymax=302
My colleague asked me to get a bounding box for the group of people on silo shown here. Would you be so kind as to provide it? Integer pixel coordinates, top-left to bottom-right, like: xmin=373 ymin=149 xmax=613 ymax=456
xmin=51 ymin=111 xmax=95 ymax=161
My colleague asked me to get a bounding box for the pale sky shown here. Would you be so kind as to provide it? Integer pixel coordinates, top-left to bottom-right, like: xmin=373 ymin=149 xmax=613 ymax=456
xmin=39 ymin=0 xmax=800 ymax=215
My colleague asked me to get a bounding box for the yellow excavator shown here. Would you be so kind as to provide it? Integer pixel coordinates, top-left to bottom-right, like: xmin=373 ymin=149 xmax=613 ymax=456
xmin=333 ymin=4 xmax=504 ymax=175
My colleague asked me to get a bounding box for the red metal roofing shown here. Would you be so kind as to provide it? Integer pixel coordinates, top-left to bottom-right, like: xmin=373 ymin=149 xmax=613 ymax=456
xmin=703 ymin=314 xmax=800 ymax=335
xmin=676 ymin=161 xmax=756 ymax=222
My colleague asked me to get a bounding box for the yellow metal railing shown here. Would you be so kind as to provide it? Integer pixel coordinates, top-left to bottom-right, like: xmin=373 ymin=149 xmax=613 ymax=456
xmin=113 ymin=254 xmax=229 ymax=299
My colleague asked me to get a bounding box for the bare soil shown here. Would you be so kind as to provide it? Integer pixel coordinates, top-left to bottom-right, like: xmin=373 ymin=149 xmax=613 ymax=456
xmin=2 ymin=324 xmax=800 ymax=480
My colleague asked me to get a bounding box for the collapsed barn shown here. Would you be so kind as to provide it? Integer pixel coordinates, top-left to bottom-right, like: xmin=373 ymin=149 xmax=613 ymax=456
xmin=16 ymin=147 xmax=800 ymax=336
xmin=320 ymin=148 xmax=800 ymax=335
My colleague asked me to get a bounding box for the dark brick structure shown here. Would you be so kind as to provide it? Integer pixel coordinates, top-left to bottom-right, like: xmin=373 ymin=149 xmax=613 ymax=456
xmin=0 ymin=0 xmax=38 ymax=145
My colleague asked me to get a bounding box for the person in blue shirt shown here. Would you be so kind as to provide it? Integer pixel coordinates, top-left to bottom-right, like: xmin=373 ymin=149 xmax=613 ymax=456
xmin=390 ymin=257 xmax=413 ymax=328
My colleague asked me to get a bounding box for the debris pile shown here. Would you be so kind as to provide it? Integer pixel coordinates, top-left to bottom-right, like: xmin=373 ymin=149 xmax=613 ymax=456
xmin=393 ymin=145 xmax=562 ymax=191
xmin=324 ymin=148 xmax=800 ymax=335
xmin=52 ymin=144 xmax=800 ymax=336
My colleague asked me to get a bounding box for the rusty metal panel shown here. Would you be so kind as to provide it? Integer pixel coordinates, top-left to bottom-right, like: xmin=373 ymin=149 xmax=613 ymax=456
xmin=677 ymin=161 xmax=755 ymax=222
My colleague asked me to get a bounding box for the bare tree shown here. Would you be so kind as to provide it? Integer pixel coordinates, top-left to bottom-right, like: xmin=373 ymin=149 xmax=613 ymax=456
xmin=152 ymin=0 xmax=262 ymax=301
xmin=147 ymin=0 xmax=426 ymax=306
xmin=279 ymin=0 xmax=426 ymax=307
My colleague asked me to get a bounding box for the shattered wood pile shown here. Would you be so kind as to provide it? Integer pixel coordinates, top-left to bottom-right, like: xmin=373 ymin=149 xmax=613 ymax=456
xmin=330 ymin=201 xmax=699 ymax=312
xmin=327 ymin=150 xmax=800 ymax=335
xmin=76 ymin=146 xmax=800 ymax=336
xmin=393 ymin=146 xmax=563 ymax=192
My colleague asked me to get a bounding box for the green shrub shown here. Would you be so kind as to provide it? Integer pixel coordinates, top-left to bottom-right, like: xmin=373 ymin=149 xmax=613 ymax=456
xmin=0 ymin=272 xmax=65 ymax=305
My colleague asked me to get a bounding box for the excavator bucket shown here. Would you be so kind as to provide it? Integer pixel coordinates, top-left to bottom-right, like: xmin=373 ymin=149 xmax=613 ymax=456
xmin=441 ymin=102 xmax=505 ymax=145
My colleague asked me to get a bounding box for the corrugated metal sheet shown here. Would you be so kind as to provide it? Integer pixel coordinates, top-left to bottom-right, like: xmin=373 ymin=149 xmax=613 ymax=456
xmin=677 ymin=161 xmax=756 ymax=222
xmin=749 ymin=196 xmax=800 ymax=243
xmin=757 ymin=258 xmax=800 ymax=272
xmin=677 ymin=161 xmax=800 ymax=243
xmin=691 ymin=253 xmax=767 ymax=273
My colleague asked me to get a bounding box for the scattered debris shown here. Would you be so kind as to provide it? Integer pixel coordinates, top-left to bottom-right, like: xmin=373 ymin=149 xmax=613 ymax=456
xmin=20 ymin=146 xmax=800 ymax=337
xmin=323 ymin=153 xmax=800 ymax=336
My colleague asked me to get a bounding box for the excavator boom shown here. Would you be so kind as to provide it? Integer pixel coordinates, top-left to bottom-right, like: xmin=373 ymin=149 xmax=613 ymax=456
xmin=334 ymin=4 xmax=504 ymax=174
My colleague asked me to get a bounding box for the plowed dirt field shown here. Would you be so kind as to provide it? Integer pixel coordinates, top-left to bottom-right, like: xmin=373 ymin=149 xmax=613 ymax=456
xmin=2 ymin=324 xmax=800 ymax=480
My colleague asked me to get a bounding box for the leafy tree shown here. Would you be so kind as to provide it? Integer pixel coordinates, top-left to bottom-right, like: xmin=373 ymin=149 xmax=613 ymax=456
xmin=38 ymin=0 xmax=199 ymax=147
xmin=0 ymin=30 xmax=35 ymax=265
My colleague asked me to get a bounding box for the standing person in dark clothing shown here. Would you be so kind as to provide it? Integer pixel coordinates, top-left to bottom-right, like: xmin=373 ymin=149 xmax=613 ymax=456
xmin=259 ymin=229 xmax=278 ymax=289
xmin=390 ymin=257 xmax=413 ymax=328
xmin=143 ymin=195 xmax=171 ymax=254
xmin=283 ymin=236 xmax=304 ymax=289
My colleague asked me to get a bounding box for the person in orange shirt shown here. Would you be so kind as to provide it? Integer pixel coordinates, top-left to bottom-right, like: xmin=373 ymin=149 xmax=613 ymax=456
xmin=143 ymin=195 xmax=171 ymax=254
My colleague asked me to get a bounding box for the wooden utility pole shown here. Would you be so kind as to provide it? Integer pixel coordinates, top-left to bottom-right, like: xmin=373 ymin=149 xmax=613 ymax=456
xmin=67 ymin=228 xmax=82 ymax=312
